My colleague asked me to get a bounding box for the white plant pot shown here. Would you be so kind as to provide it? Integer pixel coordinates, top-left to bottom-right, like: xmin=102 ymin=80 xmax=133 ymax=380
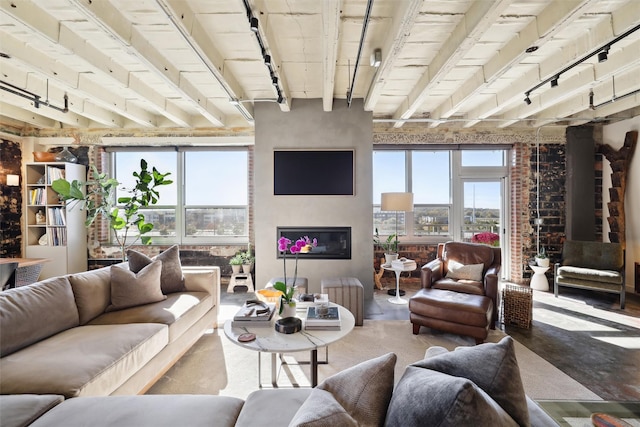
xmin=535 ymin=257 xmax=550 ymax=268
xmin=242 ymin=264 xmax=252 ymax=274
xmin=280 ymin=301 xmax=297 ymax=318
xmin=231 ymin=264 xmax=241 ymax=274
xmin=384 ymin=253 xmax=399 ymax=265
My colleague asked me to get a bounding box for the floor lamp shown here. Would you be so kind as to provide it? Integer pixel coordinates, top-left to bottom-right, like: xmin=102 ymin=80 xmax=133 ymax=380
xmin=381 ymin=192 xmax=414 ymax=297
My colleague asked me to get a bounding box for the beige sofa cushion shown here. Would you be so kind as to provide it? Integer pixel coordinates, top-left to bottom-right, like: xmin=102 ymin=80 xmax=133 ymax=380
xmin=90 ymin=292 xmax=212 ymax=343
xmin=68 ymin=266 xmax=112 ymax=324
xmin=30 ymin=395 xmax=244 ymax=427
xmin=0 ymin=324 xmax=167 ymax=398
xmin=0 ymin=277 xmax=79 ymax=356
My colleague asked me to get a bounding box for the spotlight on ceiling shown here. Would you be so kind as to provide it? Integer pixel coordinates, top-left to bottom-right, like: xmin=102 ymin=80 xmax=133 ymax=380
xmin=277 ymin=94 xmax=285 ymax=104
xmin=524 ymin=95 xmax=532 ymax=105
xmin=370 ymin=48 xmax=381 ymax=68
xmin=550 ymin=76 xmax=559 ymax=88
xmin=272 ymin=76 xmax=278 ymax=86
xmin=598 ymin=46 xmax=609 ymax=63
xmin=250 ymin=17 xmax=259 ymax=32
xmin=264 ymin=54 xmax=272 ymax=69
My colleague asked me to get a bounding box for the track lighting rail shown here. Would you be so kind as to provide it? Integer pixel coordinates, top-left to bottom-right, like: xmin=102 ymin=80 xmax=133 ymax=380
xmin=0 ymin=79 xmax=68 ymax=113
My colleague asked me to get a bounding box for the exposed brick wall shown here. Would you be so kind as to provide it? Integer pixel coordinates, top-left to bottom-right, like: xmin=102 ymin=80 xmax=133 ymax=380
xmin=510 ymin=143 xmax=530 ymax=284
xmin=1 ymin=139 xmax=23 ymax=257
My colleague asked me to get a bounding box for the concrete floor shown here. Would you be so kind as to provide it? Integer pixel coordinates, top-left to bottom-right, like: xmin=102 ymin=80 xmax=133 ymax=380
xmin=223 ymin=276 xmax=640 ymax=401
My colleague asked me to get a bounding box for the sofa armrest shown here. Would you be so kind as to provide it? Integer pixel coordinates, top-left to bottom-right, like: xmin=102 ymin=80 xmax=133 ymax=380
xmin=421 ymin=259 xmax=442 ymax=289
xmin=182 ymin=267 xmax=220 ymax=314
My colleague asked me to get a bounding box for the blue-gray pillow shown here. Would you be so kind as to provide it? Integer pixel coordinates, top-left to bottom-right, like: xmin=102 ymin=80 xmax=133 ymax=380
xmin=414 ymin=336 xmax=529 ymax=427
xmin=385 ymin=367 xmax=518 ymax=427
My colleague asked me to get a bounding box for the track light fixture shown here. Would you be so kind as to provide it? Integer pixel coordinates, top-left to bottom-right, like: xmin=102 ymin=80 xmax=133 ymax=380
xmin=264 ymin=54 xmax=272 ymax=69
xmin=523 ymin=23 xmax=640 ymax=104
xmin=250 ymin=17 xmax=259 ymax=32
xmin=598 ymin=46 xmax=609 ymax=63
xmin=272 ymin=76 xmax=278 ymax=86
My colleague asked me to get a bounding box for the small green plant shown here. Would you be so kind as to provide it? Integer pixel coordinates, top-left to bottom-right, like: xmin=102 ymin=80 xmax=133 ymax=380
xmin=52 ymin=160 xmax=171 ymax=260
xmin=536 ymin=246 xmax=547 ymax=259
xmin=373 ymin=228 xmax=398 ymax=254
xmin=229 ymin=255 xmax=243 ymax=265
xmin=240 ymin=247 xmax=255 ymax=265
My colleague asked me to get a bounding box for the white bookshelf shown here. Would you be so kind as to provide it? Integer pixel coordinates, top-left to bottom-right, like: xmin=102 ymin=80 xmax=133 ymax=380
xmin=25 ymin=162 xmax=87 ymax=278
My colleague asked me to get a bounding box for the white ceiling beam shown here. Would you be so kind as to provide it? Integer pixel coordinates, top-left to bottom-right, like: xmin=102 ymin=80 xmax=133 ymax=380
xmin=0 ymin=89 xmax=89 ymax=128
xmin=0 ymin=6 xmax=167 ymax=128
xmin=0 ymin=103 xmax=58 ymax=129
xmin=364 ymin=0 xmax=422 ymax=112
xmin=322 ymin=0 xmax=342 ymax=112
xmin=429 ymin=0 xmax=598 ymax=127
xmin=391 ymin=0 xmax=513 ymax=128
xmin=155 ymin=0 xmax=254 ymax=121
xmin=464 ymin=1 xmax=640 ymax=128
xmin=69 ymin=0 xmax=226 ymax=126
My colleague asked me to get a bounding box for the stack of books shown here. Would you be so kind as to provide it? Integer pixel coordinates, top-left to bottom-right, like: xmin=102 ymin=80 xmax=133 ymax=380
xmin=305 ymin=306 xmax=341 ymax=330
xmin=391 ymin=258 xmax=417 ymax=271
xmin=231 ymin=301 xmax=276 ymax=328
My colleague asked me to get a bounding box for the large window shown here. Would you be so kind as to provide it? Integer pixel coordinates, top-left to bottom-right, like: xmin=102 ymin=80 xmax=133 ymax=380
xmin=373 ymin=148 xmax=509 ymax=246
xmin=112 ymin=148 xmax=248 ymax=245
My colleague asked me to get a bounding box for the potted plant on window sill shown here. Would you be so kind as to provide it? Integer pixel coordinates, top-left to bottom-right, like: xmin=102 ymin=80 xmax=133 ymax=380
xmin=374 ymin=228 xmax=398 ymax=266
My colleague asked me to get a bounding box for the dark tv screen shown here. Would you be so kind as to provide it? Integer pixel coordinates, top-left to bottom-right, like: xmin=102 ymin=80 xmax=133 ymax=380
xmin=274 ymin=150 xmax=354 ymax=195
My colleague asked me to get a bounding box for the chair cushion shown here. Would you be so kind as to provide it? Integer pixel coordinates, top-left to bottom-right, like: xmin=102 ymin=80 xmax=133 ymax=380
xmin=445 ymin=262 xmax=484 ymax=281
xmin=442 ymin=242 xmax=494 ymax=274
xmin=127 ymin=245 xmax=185 ymax=294
xmin=562 ymin=241 xmax=623 ymax=271
xmin=557 ymin=266 xmax=623 ymax=285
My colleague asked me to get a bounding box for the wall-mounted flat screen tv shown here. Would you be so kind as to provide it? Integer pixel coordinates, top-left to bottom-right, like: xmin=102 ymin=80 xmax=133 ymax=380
xmin=274 ymin=150 xmax=354 ymax=195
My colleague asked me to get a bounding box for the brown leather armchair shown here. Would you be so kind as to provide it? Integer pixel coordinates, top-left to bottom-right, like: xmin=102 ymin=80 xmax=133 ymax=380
xmin=420 ymin=241 xmax=501 ymax=325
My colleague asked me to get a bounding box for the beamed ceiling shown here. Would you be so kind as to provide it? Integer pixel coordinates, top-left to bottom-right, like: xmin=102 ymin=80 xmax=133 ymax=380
xmin=1 ymin=0 xmax=639 ymax=134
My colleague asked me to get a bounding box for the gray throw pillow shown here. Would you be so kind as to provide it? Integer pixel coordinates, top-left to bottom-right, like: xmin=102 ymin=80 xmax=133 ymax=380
xmin=445 ymin=261 xmax=484 ymax=281
xmin=414 ymin=336 xmax=530 ymax=427
xmin=127 ymin=245 xmax=185 ymax=294
xmin=288 ymin=389 xmax=357 ymax=427
xmin=108 ymin=260 xmax=166 ymax=311
xmin=289 ymin=352 xmax=396 ymax=427
xmin=385 ymin=367 xmax=518 ymax=427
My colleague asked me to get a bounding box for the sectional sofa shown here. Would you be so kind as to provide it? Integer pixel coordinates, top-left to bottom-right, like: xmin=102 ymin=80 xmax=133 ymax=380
xmin=0 ymin=246 xmax=219 ymax=398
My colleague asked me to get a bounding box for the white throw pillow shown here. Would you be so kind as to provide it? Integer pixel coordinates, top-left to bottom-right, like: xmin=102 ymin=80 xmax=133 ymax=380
xmin=445 ymin=261 xmax=484 ymax=281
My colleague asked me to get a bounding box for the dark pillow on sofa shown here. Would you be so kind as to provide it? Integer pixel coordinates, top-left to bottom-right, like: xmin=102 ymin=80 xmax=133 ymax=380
xmin=107 ymin=261 xmax=166 ymax=311
xmin=127 ymin=245 xmax=185 ymax=294
xmin=385 ymin=367 xmax=518 ymax=427
xmin=413 ymin=336 xmax=529 ymax=427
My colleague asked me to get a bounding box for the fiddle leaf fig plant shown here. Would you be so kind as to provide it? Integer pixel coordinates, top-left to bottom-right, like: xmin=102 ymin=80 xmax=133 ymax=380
xmin=52 ymin=159 xmax=172 ymax=260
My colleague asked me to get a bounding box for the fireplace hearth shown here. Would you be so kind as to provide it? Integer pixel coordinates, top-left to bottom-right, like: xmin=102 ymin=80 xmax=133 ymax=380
xmin=277 ymin=227 xmax=351 ymax=260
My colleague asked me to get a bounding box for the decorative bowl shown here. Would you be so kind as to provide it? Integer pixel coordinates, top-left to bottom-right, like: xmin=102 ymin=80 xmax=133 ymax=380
xmin=33 ymin=151 xmax=56 ymax=162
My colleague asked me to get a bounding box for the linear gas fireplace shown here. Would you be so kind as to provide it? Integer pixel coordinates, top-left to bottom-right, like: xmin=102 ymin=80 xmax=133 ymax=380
xmin=277 ymin=227 xmax=351 ymax=260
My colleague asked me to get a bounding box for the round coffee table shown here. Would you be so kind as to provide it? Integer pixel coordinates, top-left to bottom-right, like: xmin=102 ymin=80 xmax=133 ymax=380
xmin=224 ymin=303 xmax=355 ymax=387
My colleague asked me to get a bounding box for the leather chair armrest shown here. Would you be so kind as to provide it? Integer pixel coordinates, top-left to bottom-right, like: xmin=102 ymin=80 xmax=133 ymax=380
xmin=421 ymin=259 xmax=442 ymax=289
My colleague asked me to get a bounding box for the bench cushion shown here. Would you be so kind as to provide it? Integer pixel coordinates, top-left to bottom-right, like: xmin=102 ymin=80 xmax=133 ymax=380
xmin=0 ymin=324 xmax=167 ymax=398
xmin=557 ymin=266 xmax=623 ymax=285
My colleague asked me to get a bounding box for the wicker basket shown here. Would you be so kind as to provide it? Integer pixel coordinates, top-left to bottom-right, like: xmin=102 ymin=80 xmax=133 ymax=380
xmin=501 ymin=284 xmax=532 ymax=329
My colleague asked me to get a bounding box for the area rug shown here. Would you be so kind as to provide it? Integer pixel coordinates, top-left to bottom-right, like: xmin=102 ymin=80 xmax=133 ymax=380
xmin=147 ymin=319 xmax=601 ymax=402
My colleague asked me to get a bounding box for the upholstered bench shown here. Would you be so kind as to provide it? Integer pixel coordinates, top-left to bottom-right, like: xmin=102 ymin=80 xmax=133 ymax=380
xmin=320 ymin=277 xmax=364 ymax=326
xmin=409 ymin=288 xmax=493 ymax=344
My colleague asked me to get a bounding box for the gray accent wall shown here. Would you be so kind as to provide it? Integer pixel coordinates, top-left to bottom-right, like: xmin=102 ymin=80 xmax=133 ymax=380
xmin=254 ymin=99 xmax=374 ymax=299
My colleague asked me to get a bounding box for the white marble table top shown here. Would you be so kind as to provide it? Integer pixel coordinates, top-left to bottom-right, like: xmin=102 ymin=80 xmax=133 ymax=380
xmin=224 ymin=304 xmax=355 ymax=354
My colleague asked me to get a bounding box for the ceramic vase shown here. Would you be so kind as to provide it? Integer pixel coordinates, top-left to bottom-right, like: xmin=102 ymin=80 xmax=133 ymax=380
xmin=280 ymin=301 xmax=297 ymax=318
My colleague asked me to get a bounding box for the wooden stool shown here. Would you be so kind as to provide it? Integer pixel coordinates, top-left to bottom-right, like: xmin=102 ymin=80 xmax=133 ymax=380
xmin=320 ymin=277 xmax=364 ymax=326
xmin=409 ymin=288 xmax=493 ymax=344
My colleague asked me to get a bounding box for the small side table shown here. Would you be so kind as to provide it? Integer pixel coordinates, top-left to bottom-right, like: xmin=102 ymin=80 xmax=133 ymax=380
xmin=383 ymin=263 xmax=416 ymax=305
xmin=530 ymin=265 xmax=550 ymax=291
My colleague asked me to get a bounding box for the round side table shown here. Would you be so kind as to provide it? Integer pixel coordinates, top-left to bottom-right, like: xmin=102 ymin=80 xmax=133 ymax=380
xmin=530 ymin=265 xmax=550 ymax=291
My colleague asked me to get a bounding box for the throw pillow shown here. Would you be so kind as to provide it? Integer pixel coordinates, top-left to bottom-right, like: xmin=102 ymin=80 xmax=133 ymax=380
xmin=385 ymin=367 xmax=518 ymax=427
xmin=127 ymin=245 xmax=185 ymax=294
xmin=288 ymin=389 xmax=357 ymax=427
xmin=445 ymin=261 xmax=484 ymax=281
xmin=414 ymin=336 xmax=530 ymax=427
xmin=289 ymin=352 xmax=396 ymax=427
xmin=108 ymin=260 xmax=166 ymax=311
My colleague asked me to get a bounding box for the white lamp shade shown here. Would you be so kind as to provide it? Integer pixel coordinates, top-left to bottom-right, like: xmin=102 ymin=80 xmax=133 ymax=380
xmin=6 ymin=174 xmax=19 ymax=186
xmin=381 ymin=192 xmax=413 ymax=212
